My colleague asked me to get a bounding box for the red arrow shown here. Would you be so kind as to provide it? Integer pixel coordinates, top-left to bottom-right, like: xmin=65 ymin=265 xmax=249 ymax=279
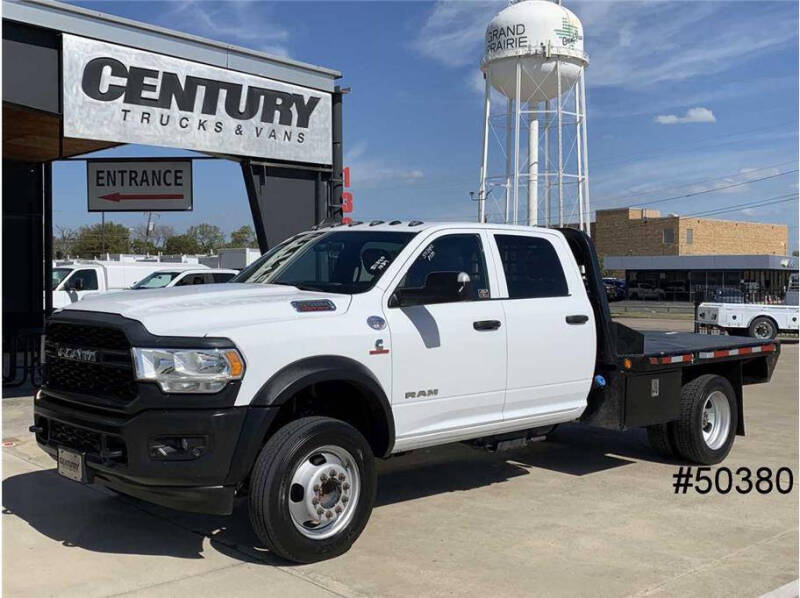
xmin=99 ymin=192 xmax=184 ymax=202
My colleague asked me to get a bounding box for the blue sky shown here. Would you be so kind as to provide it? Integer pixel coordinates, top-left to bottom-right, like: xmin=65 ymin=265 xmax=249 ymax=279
xmin=55 ymin=0 xmax=799 ymax=250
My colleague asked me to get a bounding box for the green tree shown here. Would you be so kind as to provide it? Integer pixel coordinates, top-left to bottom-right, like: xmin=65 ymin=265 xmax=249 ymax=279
xmin=228 ymin=225 xmax=257 ymax=248
xmin=72 ymin=222 xmax=130 ymax=257
xmin=164 ymin=234 xmax=202 ymax=255
xmin=187 ymin=223 xmax=225 ymax=253
xmin=131 ymin=239 xmax=158 ymax=255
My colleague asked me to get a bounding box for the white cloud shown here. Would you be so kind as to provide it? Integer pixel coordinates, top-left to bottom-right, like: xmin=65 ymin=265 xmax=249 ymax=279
xmin=655 ymin=107 xmax=716 ymax=125
xmin=344 ymin=141 xmax=425 ymax=189
xmin=412 ymin=1 xmax=797 ymax=92
xmin=161 ymin=1 xmax=291 ymax=58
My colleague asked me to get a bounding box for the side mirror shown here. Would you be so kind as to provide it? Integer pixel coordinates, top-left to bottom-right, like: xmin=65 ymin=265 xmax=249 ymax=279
xmin=391 ymin=271 xmax=471 ymax=307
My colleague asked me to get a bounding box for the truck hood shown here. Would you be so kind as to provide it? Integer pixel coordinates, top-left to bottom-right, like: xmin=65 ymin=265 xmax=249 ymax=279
xmin=61 ymin=283 xmax=351 ymax=336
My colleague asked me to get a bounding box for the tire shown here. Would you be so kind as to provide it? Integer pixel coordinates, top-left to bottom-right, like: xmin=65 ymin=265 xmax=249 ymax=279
xmin=748 ymin=316 xmax=777 ymax=340
xmin=248 ymin=416 xmax=376 ymax=563
xmin=646 ymin=423 xmax=677 ymax=459
xmin=672 ymin=375 xmax=737 ymax=465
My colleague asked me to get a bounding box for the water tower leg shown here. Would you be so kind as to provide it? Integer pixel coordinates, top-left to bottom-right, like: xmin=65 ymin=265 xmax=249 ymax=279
xmin=513 ymin=61 xmax=522 ymax=225
xmin=505 ymin=98 xmax=512 ymax=224
xmin=579 ymin=70 xmax=591 ymax=236
xmin=528 ymin=112 xmax=538 ymax=226
xmin=556 ymin=59 xmax=564 ymax=227
xmin=544 ymin=99 xmax=550 ymax=227
xmin=478 ymin=76 xmax=491 ymax=223
xmin=575 ymin=79 xmax=584 ymax=233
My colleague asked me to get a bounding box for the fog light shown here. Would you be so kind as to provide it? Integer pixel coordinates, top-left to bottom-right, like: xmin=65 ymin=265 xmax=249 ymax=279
xmin=149 ymin=436 xmax=207 ymax=460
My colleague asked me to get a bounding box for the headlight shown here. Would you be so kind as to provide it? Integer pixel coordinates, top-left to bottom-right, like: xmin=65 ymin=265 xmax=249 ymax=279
xmin=132 ymin=348 xmax=244 ymax=393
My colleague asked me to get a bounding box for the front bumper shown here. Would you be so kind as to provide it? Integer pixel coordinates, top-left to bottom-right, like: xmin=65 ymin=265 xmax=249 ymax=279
xmin=33 ymin=391 xmax=278 ymax=515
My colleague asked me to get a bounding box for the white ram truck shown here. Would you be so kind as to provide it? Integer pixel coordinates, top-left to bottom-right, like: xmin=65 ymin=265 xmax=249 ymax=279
xmin=33 ymin=223 xmax=780 ymax=562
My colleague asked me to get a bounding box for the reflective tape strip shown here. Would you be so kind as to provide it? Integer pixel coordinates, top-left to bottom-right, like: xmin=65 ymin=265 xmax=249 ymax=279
xmin=649 ymin=354 xmax=692 ymax=365
xmin=698 ymin=344 xmax=776 ymax=360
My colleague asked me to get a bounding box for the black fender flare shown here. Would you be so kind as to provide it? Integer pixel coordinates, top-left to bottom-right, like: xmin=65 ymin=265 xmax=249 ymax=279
xmin=253 ymin=355 xmax=395 ymax=456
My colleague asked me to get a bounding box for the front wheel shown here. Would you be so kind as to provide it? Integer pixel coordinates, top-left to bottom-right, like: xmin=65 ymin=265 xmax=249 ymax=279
xmin=249 ymin=416 xmax=376 ymax=563
xmin=672 ymin=374 xmax=737 ymax=465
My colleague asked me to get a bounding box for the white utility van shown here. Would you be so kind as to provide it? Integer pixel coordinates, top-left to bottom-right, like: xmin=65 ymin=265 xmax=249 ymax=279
xmin=51 ymin=260 xmax=206 ymax=309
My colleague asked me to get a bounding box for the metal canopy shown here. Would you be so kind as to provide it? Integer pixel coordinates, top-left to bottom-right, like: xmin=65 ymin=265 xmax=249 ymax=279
xmin=3 ymin=0 xmax=341 ymax=92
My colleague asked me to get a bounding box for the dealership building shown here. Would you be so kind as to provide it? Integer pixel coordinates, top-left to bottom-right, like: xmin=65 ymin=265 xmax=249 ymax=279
xmin=3 ymin=0 xmax=345 ymax=367
xmin=594 ymin=208 xmax=795 ymax=301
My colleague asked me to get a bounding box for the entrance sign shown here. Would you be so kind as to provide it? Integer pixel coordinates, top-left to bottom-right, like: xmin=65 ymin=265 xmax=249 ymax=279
xmin=63 ymin=35 xmax=333 ymax=165
xmin=87 ymin=159 xmax=193 ymax=212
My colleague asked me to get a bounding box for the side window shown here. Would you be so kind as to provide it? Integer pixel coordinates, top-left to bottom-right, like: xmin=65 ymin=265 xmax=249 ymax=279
xmin=395 ymin=234 xmax=490 ymax=304
xmin=176 ymin=273 xmax=208 ymax=286
xmin=69 ymin=269 xmax=99 ymax=291
xmin=213 ymin=272 xmax=236 ymax=283
xmin=494 ymin=234 xmax=568 ymax=299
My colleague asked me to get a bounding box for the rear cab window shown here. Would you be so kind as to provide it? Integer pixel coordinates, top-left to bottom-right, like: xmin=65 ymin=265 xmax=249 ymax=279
xmin=493 ymin=234 xmax=569 ymax=299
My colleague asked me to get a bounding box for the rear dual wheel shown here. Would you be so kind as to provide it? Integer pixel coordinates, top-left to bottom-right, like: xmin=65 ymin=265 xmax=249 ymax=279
xmin=647 ymin=374 xmax=737 ymax=465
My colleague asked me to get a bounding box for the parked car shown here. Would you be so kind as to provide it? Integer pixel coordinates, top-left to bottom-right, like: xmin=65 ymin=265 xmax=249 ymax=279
xmin=602 ymin=278 xmax=626 ymax=301
xmin=131 ymin=268 xmax=238 ymax=289
xmin=627 ymin=282 xmax=665 ymax=300
xmin=35 ymin=223 xmax=780 ymax=563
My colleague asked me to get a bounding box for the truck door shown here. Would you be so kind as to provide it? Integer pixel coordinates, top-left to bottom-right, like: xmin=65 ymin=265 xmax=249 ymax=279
xmin=61 ymin=268 xmax=101 ymax=304
xmin=488 ymin=231 xmax=595 ymax=421
xmin=384 ymin=231 xmax=506 ymax=442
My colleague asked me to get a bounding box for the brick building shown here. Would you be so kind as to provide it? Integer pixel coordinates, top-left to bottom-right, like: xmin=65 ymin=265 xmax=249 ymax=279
xmin=594 ymin=207 xmax=794 ymax=302
xmin=593 ymin=207 xmax=788 ymax=260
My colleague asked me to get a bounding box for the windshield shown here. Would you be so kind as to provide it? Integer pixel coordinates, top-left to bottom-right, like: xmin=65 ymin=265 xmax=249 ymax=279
xmin=52 ymin=268 xmax=73 ymax=290
xmin=234 ymin=230 xmax=416 ymax=294
xmin=132 ymin=271 xmax=182 ymax=289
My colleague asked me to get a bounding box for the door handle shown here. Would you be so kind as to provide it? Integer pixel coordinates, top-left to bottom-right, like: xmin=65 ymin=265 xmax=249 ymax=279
xmin=473 ymin=320 xmax=502 ymax=331
xmin=566 ymin=315 xmax=589 ymax=325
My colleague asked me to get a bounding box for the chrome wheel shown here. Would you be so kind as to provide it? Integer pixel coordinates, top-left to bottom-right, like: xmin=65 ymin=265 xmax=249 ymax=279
xmin=701 ymin=390 xmax=731 ymax=450
xmin=288 ymin=445 xmax=361 ymax=540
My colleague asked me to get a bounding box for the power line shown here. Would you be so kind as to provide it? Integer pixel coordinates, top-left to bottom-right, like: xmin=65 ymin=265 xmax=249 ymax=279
xmin=589 ymin=161 xmax=797 ymax=206
xmin=681 ymin=194 xmax=797 ymax=219
xmin=602 ymin=169 xmax=798 ymax=210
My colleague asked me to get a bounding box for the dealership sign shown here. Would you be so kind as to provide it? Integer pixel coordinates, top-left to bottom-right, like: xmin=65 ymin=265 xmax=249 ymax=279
xmin=63 ymin=35 xmax=332 ymax=165
xmin=87 ymin=159 xmax=192 ymax=212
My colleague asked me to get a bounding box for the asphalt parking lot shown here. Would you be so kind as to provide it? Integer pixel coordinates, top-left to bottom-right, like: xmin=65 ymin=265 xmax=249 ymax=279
xmin=2 ymin=318 xmax=797 ymax=597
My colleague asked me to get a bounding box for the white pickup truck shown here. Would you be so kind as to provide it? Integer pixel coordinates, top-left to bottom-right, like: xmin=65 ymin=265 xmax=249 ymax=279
xmin=51 ymin=260 xmax=206 ymax=309
xmin=33 ymin=222 xmax=780 ymax=563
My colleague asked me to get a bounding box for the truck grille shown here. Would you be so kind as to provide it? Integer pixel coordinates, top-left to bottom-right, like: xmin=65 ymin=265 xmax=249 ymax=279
xmin=44 ymin=322 xmax=138 ymax=402
xmin=49 ymin=420 xmax=103 ymax=454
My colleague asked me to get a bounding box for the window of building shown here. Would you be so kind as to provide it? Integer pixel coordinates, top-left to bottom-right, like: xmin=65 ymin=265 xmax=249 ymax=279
xmin=494 ymin=234 xmax=568 ymax=299
xmin=663 ymin=228 xmax=675 ymax=244
xmin=686 ymin=228 xmax=693 ymax=244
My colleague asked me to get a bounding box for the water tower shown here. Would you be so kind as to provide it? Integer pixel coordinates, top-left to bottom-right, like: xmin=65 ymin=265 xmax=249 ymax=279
xmin=477 ymin=0 xmax=590 ymax=231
